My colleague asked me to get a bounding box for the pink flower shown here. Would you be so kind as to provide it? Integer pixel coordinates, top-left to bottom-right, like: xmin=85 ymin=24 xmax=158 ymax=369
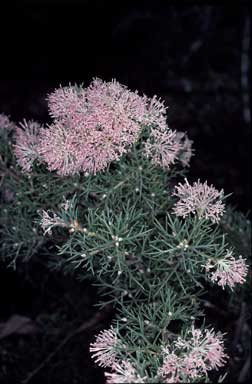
xmin=176 ymin=327 xmax=228 ymax=377
xmin=158 ymin=349 xmax=180 ymax=383
xmin=143 ymin=95 xmax=168 ymax=131
xmin=13 ymin=79 xmax=193 ymax=176
xmin=13 ymin=120 xmax=42 ymax=172
xmin=40 ymin=210 xmax=68 ymax=235
xmin=144 ymin=129 xmax=193 ymax=170
xmin=40 ymin=78 xmax=152 ymax=176
xmin=158 ymin=326 xmax=228 ymax=382
xmin=173 ymin=178 xmax=225 ymax=223
xmin=47 ymin=84 xmax=87 ymax=121
xmin=37 ymin=122 xmax=83 ymax=176
xmin=90 ymin=327 xmax=119 ymax=368
xmin=105 ymin=360 xmax=146 ymax=384
xmin=144 ymin=129 xmax=182 ymax=169
xmin=204 ymin=250 xmax=248 ymax=290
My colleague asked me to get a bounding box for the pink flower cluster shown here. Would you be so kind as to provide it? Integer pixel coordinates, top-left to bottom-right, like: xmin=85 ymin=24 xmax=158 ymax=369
xmin=13 ymin=79 xmax=193 ymax=175
xmin=144 ymin=129 xmax=193 ymax=169
xmin=143 ymin=95 xmax=168 ymax=131
xmin=158 ymin=351 xmax=180 ymax=383
xmin=204 ymin=250 xmax=248 ymax=290
xmin=173 ymin=178 xmax=225 ymax=223
xmin=13 ymin=120 xmax=42 ymax=172
xmin=105 ymin=361 xmax=146 ymax=384
xmin=90 ymin=325 xmax=227 ymax=383
xmin=158 ymin=326 xmax=228 ymax=382
xmin=89 ymin=327 xmax=119 ymax=368
xmin=39 ymin=78 xmax=171 ymax=176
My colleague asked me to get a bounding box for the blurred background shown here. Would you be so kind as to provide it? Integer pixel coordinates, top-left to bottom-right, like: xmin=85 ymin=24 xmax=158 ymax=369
xmin=0 ymin=2 xmax=251 ymax=383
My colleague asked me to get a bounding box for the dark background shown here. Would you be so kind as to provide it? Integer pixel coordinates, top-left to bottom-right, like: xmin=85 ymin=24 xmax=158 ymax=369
xmin=0 ymin=1 xmax=250 ymax=214
xmin=0 ymin=2 xmax=251 ymax=383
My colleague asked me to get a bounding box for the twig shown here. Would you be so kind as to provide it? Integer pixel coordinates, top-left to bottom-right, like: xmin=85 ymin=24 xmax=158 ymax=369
xmin=21 ymin=304 xmax=112 ymax=384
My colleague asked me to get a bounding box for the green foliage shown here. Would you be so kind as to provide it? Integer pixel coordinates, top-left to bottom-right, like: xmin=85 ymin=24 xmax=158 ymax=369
xmin=0 ymin=114 xmax=251 ymax=383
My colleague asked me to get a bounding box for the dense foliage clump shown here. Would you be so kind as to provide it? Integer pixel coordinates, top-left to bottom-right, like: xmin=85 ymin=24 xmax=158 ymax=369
xmin=0 ymin=79 xmax=250 ymax=383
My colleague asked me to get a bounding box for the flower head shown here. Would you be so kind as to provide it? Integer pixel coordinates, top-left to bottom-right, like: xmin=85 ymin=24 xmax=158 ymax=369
xmin=158 ymin=350 xmax=180 ymax=383
xmin=173 ymin=178 xmax=225 ymax=223
xmin=47 ymin=84 xmax=86 ymax=121
xmin=144 ymin=129 xmax=182 ymax=169
xmin=158 ymin=326 xmax=228 ymax=382
xmin=90 ymin=327 xmax=119 ymax=368
xmin=105 ymin=360 xmax=146 ymax=384
xmin=204 ymin=250 xmax=248 ymax=290
xmin=37 ymin=122 xmax=83 ymax=176
xmin=14 ymin=120 xmax=42 ymax=172
xmin=175 ymin=327 xmax=228 ymax=377
xmin=144 ymin=129 xmax=193 ymax=170
xmin=40 ymin=210 xmax=67 ymax=235
xmin=40 ymin=78 xmax=153 ymax=175
xmin=143 ymin=95 xmax=168 ymax=131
